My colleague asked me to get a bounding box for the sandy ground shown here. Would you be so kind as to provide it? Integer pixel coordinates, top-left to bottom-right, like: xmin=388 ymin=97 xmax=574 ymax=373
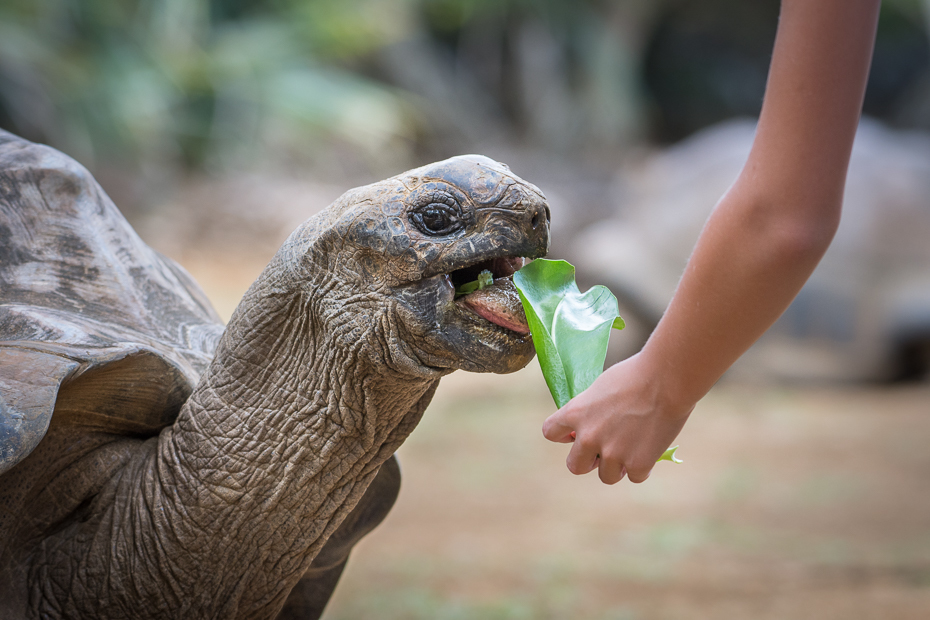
xmin=166 ymin=249 xmax=930 ymax=620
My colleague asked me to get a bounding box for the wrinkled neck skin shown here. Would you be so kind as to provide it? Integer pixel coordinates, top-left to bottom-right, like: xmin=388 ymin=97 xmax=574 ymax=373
xmin=30 ymin=244 xmax=444 ymax=620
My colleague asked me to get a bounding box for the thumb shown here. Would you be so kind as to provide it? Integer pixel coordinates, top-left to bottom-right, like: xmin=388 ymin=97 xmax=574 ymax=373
xmin=542 ymin=411 xmax=575 ymax=443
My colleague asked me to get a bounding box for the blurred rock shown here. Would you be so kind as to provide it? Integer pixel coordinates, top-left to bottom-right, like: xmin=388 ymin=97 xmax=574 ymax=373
xmin=574 ymin=118 xmax=930 ymax=382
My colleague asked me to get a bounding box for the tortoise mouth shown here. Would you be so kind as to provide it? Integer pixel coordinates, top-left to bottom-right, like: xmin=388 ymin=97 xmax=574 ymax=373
xmin=445 ymin=256 xmax=530 ymax=335
xmin=447 ymin=256 xmax=526 ymax=290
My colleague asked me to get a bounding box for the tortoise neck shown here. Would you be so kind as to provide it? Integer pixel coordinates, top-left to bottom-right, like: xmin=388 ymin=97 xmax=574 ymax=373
xmin=156 ymin=277 xmax=437 ymax=614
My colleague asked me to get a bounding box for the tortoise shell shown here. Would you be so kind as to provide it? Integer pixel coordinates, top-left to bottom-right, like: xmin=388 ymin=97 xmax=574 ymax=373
xmin=0 ymin=130 xmax=224 ymax=475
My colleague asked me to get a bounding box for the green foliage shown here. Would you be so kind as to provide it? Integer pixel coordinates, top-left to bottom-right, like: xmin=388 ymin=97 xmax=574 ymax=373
xmin=0 ymin=0 xmax=414 ymax=173
xmin=0 ymin=0 xmax=666 ymax=176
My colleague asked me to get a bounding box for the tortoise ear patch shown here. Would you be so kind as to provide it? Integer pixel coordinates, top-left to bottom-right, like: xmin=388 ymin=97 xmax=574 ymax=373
xmin=0 ymin=348 xmax=79 ymax=475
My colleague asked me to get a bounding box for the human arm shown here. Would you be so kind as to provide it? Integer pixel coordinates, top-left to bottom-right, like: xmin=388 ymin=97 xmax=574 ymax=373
xmin=542 ymin=0 xmax=882 ymax=484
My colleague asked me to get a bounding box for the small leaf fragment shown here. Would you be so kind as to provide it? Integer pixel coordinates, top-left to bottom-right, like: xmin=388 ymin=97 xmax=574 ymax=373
xmin=455 ymin=281 xmax=479 ymax=296
xmin=455 ymin=270 xmax=495 ymax=297
xmin=658 ymin=445 xmax=682 ymax=464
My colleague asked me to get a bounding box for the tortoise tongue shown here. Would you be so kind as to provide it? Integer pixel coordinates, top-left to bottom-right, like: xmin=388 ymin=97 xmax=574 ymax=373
xmin=460 ymin=278 xmax=530 ymax=335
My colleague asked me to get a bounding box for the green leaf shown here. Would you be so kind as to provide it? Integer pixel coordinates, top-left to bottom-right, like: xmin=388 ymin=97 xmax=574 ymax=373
xmin=513 ymin=259 xmax=624 ymax=408
xmin=514 ymin=259 xmax=681 ymax=466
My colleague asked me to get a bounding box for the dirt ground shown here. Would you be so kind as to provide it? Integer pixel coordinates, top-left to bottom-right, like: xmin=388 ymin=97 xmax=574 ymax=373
xmin=168 ymin=248 xmax=930 ymax=620
xmin=324 ymin=372 xmax=930 ymax=620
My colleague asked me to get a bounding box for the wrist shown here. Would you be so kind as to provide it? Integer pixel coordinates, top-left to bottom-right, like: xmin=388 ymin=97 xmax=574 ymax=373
xmin=627 ymin=348 xmax=701 ymax=421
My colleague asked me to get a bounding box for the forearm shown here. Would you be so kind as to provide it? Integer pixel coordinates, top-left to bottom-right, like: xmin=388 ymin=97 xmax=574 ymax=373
xmin=544 ymin=0 xmax=882 ymax=484
xmin=640 ymin=182 xmax=837 ymax=407
xmin=639 ymin=0 xmax=880 ymax=409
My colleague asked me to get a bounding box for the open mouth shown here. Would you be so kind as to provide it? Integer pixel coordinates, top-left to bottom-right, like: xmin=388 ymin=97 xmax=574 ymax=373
xmin=447 ymin=256 xmax=531 ymax=335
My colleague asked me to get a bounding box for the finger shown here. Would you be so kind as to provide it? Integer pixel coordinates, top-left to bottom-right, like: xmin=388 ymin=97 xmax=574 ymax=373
xmin=597 ymin=456 xmax=627 ymax=485
xmin=565 ymin=436 xmax=600 ymax=475
xmin=542 ymin=415 xmax=575 ymax=443
xmin=626 ymin=464 xmax=652 ymax=484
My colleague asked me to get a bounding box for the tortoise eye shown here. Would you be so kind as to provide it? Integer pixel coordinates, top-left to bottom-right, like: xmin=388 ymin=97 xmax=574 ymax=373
xmin=411 ymin=202 xmax=464 ymax=236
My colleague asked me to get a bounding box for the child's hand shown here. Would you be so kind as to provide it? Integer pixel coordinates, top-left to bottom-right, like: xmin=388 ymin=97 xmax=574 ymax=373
xmin=542 ymin=353 xmax=693 ymax=484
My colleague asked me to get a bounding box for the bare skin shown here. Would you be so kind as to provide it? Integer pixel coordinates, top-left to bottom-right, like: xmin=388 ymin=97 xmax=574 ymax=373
xmin=543 ymin=0 xmax=882 ymax=484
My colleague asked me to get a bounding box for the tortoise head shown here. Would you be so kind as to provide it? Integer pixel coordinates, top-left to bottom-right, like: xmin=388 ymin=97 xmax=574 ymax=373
xmin=283 ymin=155 xmax=550 ymax=377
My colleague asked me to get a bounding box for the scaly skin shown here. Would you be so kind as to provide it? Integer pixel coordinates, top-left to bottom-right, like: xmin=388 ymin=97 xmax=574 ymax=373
xmin=2 ymin=154 xmax=549 ymax=619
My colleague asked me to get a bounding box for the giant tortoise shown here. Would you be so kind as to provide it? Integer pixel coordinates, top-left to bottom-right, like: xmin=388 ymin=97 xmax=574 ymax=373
xmin=0 ymin=129 xmax=549 ymax=619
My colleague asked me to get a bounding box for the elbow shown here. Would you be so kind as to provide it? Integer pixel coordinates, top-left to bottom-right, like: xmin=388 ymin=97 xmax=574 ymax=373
xmin=720 ymin=173 xmax=843 ymax=270
xmin=763 ymin=201 xmax=841 ymax=268
xmin=725 ymin=185 xmax=843 ymax=267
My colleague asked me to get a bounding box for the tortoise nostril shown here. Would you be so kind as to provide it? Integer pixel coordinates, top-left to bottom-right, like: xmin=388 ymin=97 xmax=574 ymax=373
xmin=544 ymin=206 xmax=551 ymax=224
xmin=532 ymin=205 xmax=550 ymax=229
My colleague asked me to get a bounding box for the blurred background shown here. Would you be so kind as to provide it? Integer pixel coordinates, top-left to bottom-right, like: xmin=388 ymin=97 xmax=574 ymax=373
xmin=2 ymin=0 xmax=930 ymax=617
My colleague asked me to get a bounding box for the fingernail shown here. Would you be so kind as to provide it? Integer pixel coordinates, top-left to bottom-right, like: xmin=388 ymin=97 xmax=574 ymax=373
xmin=569 ymin=431 xmax=576 ymax=442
